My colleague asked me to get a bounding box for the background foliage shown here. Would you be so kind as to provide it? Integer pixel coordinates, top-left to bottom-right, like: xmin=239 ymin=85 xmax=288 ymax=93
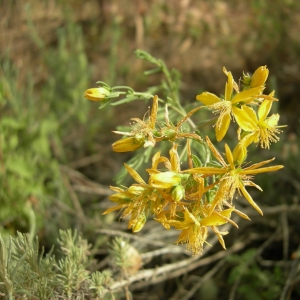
xmin=0 ymin=0 xmax=299 ymax=299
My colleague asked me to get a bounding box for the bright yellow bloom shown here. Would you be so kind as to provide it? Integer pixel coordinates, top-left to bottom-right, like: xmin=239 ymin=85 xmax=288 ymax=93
xmin=234 ymin=98 xmax=283 ymax=149
xmin=184 ymin=136 xmax=284 ymax=215
xmin=84 ymin=87 xmax=110 ymax=101
xmin=196 ymin=70 xmax=265 ymax=141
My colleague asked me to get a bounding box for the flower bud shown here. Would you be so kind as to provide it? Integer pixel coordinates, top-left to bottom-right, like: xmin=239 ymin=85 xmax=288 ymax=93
xmin=84 ymin=87 xmax=111 ymax=101
xmin=161 ymin=127 xmax=177 ymax=141
xmin=171 ymin=185 xmax=185 ymax=202
xmin=250 ymin=66 xmax=269 ymax=88
xmin=232 ymin=142 xmax=247 ymax=165
xmin=128 ymin=213 xmax=147 ymax=232
xmin=112 ymin=136 xmax=144 ymax=152
xmin=109 ymin=193 xmax=131 ymax=204
xmin=127 ymin=185 xmax=145 ymax=195
xmin=242 ymin=72 xmax=251 ymax=87
xmin=150 ymin=171 xmax=181 ymax=189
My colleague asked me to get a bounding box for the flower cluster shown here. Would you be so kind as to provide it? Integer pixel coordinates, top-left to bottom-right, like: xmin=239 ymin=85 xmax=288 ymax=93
xmin=85 ymin=65 xmax=284 ymax=255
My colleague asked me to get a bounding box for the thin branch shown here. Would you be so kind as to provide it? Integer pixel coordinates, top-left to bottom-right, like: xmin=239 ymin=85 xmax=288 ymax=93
xmin=96 ymin=228 xmax=181 ymax=251
xmin=281 ymin=211 xmax=289 ymax=261
xmin=280 ymin=245 xmax=300 ymax=300
xmin=126 ymin=238 xmax=248 ymax=292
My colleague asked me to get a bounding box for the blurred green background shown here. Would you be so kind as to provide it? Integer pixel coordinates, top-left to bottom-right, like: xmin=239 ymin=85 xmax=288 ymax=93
xmin=0 ymin=0 xmax=299 ymax=299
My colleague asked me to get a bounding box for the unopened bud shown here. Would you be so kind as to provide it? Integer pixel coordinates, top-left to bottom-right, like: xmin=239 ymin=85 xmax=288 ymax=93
xmin=250 ymin=66 xmax=269 ymax=88
xmin=84 ymin=87 xmax=111 ymax=101
xmin=109 ymin=193 xmax=131 ymax=204
xmin=128 ymin=185 xmax=145 ymax=195
xmin=171 ymin=185 xmax=185 ymax=202
xmin=129 ymin=213 xmax=147 ymax=232
xmin=232 ymin=142 xmax=247 ymax=165
xmin=161 ymin=127 xmax=177 ymax=141
xmin=150 ymin=171 xmax=181 ymax=189
xmin=112 ymin=136 xmax=145 ymax=152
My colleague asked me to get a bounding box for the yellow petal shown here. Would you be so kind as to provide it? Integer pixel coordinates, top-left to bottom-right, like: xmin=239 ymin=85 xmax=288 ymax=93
xmin=206 ymin=136 xmax=227 ymax=167
xmin=241 ymin=105 xmax=258 ymax=123
xmin=242 ymin=165 xmax=284 ymax=175
xmin=211 ymin=227 xmax=227 ymax=249
xmin=225 ymin=144 xmax=234 ymax=169
xmin=266 ymin=114 xmax=280 ymax=127
xmin=258 ymin=99 xmax=272 ymax=121
xmin=102 ymin=204 xmax=126 ymax=215
xmin=239 ymin=183 xmax=263 ymax=215
xmin=200 ymin=214 xmax=228 ymax=226
xmin=243 ymin=157 xmax=275 ymax=171
xmin=170 ymin=144 xmax=180 ymax=173
xmin=220 ymin=207 xmax=235 ymax=217
xmin=196 ymin=92 xmax=220 ymax=105
xmin=150 ymin=95 xmax=159 ymax=128
xmin=232 ymin=106 xmax=258 ymax=131
xmin=231 ymin=86 xmax=264 ymax=105
xmin=240 ymin=132 xmax=258 ymax=148
xmin=184 ymin=167 xmax=227 ymax=175
xmin=216 ymin=113 xmax=231 ymax=142
xmin=124 ymin=163 xmax=146 ymax=184
xmin=184 ymin=209 xmax=200 ymax=226
xmin=209 ymin=182 xmax=227 ymax=214
xmin=233 ymin=209 xmax=251 ymax=220
xmin=223 ymin=67 xmax=239 ymax=92
xmin=151 ymin=151 xmax=161 ymax=170
xmin=225 ymin=72 xmax=234 ymax=101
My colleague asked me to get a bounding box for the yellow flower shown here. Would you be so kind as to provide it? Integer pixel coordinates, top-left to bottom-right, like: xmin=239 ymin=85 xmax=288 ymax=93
xmin=196 ymin=70 xmax=265 ymax=141
xmin=84 ymin=87 xmax=111 ymax=101
xmin=234 ymin=98 xmax=283 ymax=149
xmin=184 ymin=136 xmax=284 ymax=215
xmin=167 ymin=206 xmax=236 ymax=255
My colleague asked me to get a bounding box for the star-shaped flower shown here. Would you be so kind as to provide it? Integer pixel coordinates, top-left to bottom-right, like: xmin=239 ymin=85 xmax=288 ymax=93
xmin=184 ymin=136 xmax=284 ymax=215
